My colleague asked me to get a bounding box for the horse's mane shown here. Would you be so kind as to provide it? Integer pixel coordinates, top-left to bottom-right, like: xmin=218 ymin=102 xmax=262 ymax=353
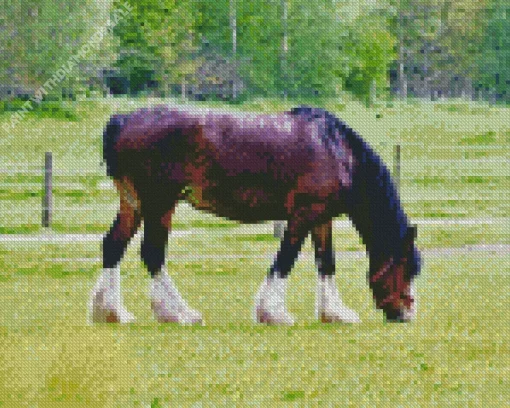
xmin=289 ymin=106 xmax=410 ymax=258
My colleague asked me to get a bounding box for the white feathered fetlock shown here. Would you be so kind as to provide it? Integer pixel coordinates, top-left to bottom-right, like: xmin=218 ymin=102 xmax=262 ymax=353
xmin=89 ymin=266 xmax=135 ymax=323
xmin=150 ymin=268 xmax=203 ymax=325
xmin=254 ymin=276 xmax=295 ymax=325
xmin=315 ymin=275 xmax=361 ymax=323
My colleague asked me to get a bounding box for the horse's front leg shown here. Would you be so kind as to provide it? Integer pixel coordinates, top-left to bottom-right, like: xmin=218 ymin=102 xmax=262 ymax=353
xmin=311 ymin=220 xmax=361 ymax=323
xmin=255 ymin=216 xmax=309 ymax=325
xmin=143 ymin=209 xmax=203 ymax=325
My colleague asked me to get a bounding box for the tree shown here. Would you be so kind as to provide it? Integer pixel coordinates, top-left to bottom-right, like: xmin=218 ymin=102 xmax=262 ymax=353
xmin=388 ymin=0 xmax=491 ymax=100
xmin=281 ymin=0 xmax=348 ymax=97
xmin=476 ymin=0 xmax=509 ymax=102
xmin=113 ymin=0 xmax=200 ymax=98
xmin=0 ymin=0 xmax=117 ymax=98
xmin=344 ymin=12 xmax=396 ymax=104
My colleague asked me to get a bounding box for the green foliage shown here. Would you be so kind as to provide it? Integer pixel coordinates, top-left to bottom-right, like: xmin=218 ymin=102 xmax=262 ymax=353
xmin=344 ymin=13 xmax=396 ymax=101
xmin=1 ymin=0 xmax=508 ymax=103
xmin=282 ymin=0 xmax=347 ymax=97
xmin=476 ymin=0 xmax=509 ymax=101
xmin=196 ymin=0 xmax=231 ymax=55
xmin=386 ymin=0 xmax=496 ymax=100
xmin=113 ymin=0 xmax=201 ymax=96
xmin=235 ymin=1 xmax=282 ymax=96
xmin=0 ymin=0 xmax=117 ymax=96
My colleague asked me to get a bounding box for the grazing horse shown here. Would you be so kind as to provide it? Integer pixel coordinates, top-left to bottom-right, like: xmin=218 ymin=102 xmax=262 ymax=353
xmin=90 ymin=105 xmax=421 ymax=325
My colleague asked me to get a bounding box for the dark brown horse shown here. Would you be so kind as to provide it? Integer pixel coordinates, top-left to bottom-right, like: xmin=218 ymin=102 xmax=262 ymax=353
xmin=89 ymin=105 xmax=421 ymax=325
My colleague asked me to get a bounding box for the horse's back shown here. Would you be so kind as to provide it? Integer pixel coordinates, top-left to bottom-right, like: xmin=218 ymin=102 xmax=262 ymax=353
xmin=196 ymin=111 xmax=321 ymax=180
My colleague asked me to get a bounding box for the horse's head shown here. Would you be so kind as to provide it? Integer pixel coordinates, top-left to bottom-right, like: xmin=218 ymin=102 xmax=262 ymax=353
xmin=369 ymin=225 xmax=421 ymax=322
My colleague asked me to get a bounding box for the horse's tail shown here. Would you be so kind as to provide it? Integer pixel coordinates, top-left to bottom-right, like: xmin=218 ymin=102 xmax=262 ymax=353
xmin=102 ymin=114 xmax=127 ymax=178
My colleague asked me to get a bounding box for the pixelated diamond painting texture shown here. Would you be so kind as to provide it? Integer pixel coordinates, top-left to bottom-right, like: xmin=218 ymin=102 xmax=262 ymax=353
xmin=0 ymin=0 xmax=508 ymax=406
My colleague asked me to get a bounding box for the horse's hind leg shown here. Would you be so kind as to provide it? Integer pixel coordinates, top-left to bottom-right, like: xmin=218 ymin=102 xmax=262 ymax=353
xmin=311 ymin=220 xmax=360 ymax=323
xmin=90 ymin=178 xmax=141 ymax=323
xmin=142 ymin=206 xmax=202 ymax=325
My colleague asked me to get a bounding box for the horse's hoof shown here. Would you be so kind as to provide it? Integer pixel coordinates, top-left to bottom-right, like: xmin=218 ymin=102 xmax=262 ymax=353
xmin=319 ymin=309 xmax=361 ymax=324
xmin=90 ymin=290 xmax=135 ymax=324
xmin=256 ymin=308 xmax=295 ymax=326
xmin=181 ymin=315 xmax=204 ymax=326
xmin=151 ymin=301 xmax=203 ymax=325
xmin=400 ymin=306 xmax=416 ymax=322
xmin=118 ymin=309 xmax=136 ymax=323
xmin=176 ymin=309 xmax=204 ymax=325
xmin=91 ymin=306 xmax=136 ymax=324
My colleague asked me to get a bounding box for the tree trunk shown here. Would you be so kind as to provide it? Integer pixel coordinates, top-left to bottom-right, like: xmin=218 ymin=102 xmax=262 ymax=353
xmin=397 ymin=7 xmax=407 ymax=99
xmin=369 ymin=79 xmax=377 ymax=106
xmin=489 ymin=88 xmax=496 ymax=105
xmin=281 ymin=0 xmax=288 ymax=99
xmin=463 ymin=78 xmax=473 ymax=100
xmin=398 ymin=61 xmax=407 ymax=98
xmin=230 ymin=0 xmax=237 ymax=100
xmin=424 ymin=44 xmax=431 ymax=100
xmin=181 ymin=79 xmax=186 ymax=101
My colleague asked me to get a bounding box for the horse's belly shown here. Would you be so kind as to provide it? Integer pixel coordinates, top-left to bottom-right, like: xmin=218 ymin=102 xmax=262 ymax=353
xmin=186 ymin=183 xmax=286 ymax=222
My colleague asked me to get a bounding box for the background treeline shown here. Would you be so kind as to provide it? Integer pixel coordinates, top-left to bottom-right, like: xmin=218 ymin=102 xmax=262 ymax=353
xmin=0 ymin=0 xmax=508 ymax=104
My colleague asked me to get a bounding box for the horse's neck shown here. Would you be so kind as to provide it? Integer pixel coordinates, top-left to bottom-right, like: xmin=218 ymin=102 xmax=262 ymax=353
xmin=348 ymin=167 xmax=407 ymax=260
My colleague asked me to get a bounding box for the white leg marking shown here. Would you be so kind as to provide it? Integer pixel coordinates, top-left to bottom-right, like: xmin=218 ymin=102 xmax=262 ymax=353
xmin=150 ymin=267 xmax=203 ymax=325
xmin=254 ymin=276 xmax=295 ymax=325
xmin=315 ymin=276 xmax=361 ymax=323
xmin=89 ymin=265 xmax=135 ymax=323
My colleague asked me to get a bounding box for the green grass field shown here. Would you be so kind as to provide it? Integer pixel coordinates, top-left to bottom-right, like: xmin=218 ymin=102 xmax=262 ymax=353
xmin=0 ymin=98 xmax=509 ymax=406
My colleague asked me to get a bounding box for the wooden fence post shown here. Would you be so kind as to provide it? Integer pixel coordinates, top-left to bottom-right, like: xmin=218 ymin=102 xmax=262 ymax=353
xmin=42 ymin=152 xmax=52 ymax=228
xmin=394 ymin=144 xmax=401 ymax=192
xmin=274 ymin=221 xmax=285 ymax=239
